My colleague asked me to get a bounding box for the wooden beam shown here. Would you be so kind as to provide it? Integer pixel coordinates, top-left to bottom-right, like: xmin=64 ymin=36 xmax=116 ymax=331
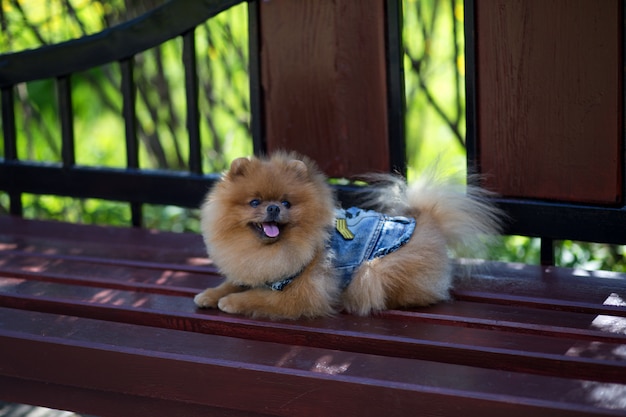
xmin=259 ymin=0 xmax=390 ymax=178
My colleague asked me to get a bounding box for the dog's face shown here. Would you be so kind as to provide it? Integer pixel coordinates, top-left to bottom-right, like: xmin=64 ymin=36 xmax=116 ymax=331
xmin=218 ymin=155 xmax=325 ymax=245
xmin=247 ymin=197 xmax=292 ymax=242
xmin=200 ymin=152 xmax=336 ymax=285
xmin=228 ymin=155 xmax=306 ymax=244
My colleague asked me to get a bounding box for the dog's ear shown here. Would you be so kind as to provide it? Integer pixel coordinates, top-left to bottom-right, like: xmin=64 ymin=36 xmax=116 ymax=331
xmin=287 ymin=159 xmax=308 ymax=178
xmin=228 ymin=157 xmax=251 ymax=177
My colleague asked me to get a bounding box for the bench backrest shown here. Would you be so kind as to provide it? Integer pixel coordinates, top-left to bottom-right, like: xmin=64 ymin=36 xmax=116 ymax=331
xmin=465 ymin=0 xmax=626 ymax=259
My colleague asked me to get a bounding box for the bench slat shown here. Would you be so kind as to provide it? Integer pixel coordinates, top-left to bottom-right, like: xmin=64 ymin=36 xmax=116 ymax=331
xmin=0 ymin=251 xmax=218 ymax=294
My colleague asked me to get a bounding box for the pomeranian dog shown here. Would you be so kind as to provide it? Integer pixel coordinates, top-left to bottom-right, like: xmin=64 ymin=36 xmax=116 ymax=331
xmin=194 ymin=152 xmax=502 ymax=319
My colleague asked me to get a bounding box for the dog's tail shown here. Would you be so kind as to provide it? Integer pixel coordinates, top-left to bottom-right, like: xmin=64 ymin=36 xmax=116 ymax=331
xmin=358 ymin=171 xmax=504 ymax=257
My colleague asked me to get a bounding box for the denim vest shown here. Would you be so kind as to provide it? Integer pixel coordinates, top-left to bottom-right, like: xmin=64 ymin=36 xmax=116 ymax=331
xmin=264 ymin=207 xmax=416 ymax=291
xmin=330 ymin=207 xmax=416 ymax=289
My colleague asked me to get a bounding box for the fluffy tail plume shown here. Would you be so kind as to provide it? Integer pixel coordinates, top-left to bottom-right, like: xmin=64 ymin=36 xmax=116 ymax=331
xmin=357 ymin=171 xmax=504 ymax=258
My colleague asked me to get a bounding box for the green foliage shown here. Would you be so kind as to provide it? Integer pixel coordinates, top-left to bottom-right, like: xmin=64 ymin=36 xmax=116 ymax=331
xmin=18 ymin=193 xmax=131 ymax=226
xmin=491 ymin=236 xmax=541 ymax=265
xmin=0 ymin=192 xmax=8 ymax=215
xmin=143 ymin=205 xmax=200 ymax=233
xmin=557 ymin=241 xmax=625 ymax=272
xmin=403 ymin=0 xmax=466 ymax=179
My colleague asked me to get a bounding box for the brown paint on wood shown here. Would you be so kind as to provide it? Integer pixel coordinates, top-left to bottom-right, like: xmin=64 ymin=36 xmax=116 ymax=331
xmin=476 ymin=0 xmax=623 ymax=204
xmin=259 ymin=0 xmax=390 ymax=177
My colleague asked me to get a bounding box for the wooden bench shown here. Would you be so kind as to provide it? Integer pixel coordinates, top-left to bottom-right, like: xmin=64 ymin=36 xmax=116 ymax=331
xmin=1 ymin=215 xmax=625 ymax=417
xmin=1 ymin=1 xmax=625 ymax=416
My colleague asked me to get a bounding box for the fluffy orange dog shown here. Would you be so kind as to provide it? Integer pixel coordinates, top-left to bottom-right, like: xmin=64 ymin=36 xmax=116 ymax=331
xmin=194 ymin=152 xmax=502 ymax=319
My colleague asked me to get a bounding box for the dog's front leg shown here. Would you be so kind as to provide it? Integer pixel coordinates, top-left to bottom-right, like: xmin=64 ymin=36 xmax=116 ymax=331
xmin=194 ymin=281 xmax=245 ymax=308
xmin=217 ymin=288 xmax=297 ymax=319
xmin=217 ymin=279 xmax=337 ymax=320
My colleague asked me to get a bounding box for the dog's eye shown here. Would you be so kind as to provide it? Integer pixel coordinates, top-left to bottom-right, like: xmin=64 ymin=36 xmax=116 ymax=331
xmin=249 ymin=199 xmax=261 ymax=208
xmin=281 ymin=200 xmax=291 ymax=209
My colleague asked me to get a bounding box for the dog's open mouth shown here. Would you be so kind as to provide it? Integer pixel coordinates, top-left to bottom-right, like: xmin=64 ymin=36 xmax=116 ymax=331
xmin=252 ymin=222 xmax=282 ymax=239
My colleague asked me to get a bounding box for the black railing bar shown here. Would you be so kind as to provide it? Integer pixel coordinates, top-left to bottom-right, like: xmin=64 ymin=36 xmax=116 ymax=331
xmin=183 ymin=30 xmax=202 ymax=175
xmin=130 ymin=202 xmax=143 ymax=227
xmin=120 ymin=58 xmax=143 ymax=227
xmin=540 ymin=238 xmax=555 ymax=266
xmin=496 ymin=198 xmax=626 ymax=246
xmin=2 ymin=87 xmax=18 ymax=161
xmin=385 ymin=0 xmax=406 ymax=176
xmin=1 ymin=87 xmax=22 ymax=216
xmin=57 ymin=76 xmax=75 ymax=168
xmin=0 ymin=162 xmax=218 ymax=208
xmin=463 ymin=0 xmax=479 ymax=177
xmin=247 ymin=0 xmax=265 ymax=155
xmin=121 ymin=59 xmax=139 ymax=169
xmin=8 ymin=193 xmax=22 ymax=216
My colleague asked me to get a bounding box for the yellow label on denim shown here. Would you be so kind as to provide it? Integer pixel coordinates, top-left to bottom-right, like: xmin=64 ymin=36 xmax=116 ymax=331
xmin=335 ymin=218 xmax=355 ymax=240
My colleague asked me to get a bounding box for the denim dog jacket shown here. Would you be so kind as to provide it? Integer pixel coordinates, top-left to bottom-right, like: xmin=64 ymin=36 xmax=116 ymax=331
xmin=330 ymin=207 xmax=416 ymax=289
xmin=265 ymin=207 xmax=416 ymax=291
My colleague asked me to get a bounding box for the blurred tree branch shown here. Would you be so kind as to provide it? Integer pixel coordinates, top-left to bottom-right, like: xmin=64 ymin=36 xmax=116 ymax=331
xmin=404 ymin=0 xmax=465 ymax=149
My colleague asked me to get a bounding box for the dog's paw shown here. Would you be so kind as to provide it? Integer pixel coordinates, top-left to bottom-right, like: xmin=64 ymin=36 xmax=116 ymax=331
xmin=217 ymin=294 xmax=246 ymax=315
xmin=193 ymin=289 xmax=221 ymax=308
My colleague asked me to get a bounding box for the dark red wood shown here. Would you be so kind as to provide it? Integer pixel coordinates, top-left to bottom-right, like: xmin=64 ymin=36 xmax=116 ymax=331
xmin=1 ymin=275 xmax=625 ymax=383
xmin=0 ymin=252 xmax=219 ymax=295
xmin=476 ymin=0 xmax=623 ymax=204
xmin=259 ymin=0 xmax=390 ymax=177
xmin=0 ymin=376 xmax=270 ymax=417
xmin=453 ymin=290 xmax=626 ymax=318
xmin=382 ymin=310 xmax=626 ymax=344
xmin=1 ymin=217 xmax=626 ymax=415
xmin=0 ymin=308 xmax=622 ymax=417
xmin=0 ymin=216 xmax=211 ymax=266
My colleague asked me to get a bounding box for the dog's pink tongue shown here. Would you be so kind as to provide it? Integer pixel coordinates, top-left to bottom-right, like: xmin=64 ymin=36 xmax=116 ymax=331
xmin=263 ymin=223 xmax=280 ymax=238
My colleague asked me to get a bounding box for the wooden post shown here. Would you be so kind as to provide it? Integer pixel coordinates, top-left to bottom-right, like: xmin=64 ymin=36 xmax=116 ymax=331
xmin=258 ymin=0 xmax=391 ymax=178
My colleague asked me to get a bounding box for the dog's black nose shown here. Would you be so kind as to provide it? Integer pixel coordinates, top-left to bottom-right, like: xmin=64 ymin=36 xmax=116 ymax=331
xmin=266 ymin=204 xmax=280 ymax=218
